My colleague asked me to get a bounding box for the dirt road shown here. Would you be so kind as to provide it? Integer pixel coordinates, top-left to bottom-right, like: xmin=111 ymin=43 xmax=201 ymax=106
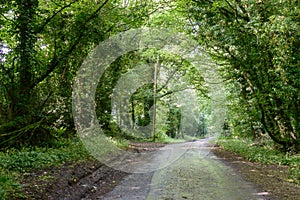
xmin=101 ymin=139 xmax=265 ymax=200
xmin=22 ymin=138 xmax=299 ymax=199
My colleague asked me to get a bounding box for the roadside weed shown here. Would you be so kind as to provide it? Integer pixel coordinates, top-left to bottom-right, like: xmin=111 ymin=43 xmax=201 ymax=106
xmin=216 ymin=138 xmax=300 ymax=184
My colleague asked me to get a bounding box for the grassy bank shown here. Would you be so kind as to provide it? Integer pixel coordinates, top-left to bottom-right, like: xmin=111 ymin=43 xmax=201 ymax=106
xmin=0 ymin=138 xmax=92 ymax=199
xmin=215 ymin=137 xmax=300 ymax=184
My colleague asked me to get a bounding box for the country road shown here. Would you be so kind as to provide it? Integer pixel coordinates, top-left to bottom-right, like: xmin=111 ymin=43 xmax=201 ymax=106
xmin=100 ymin=138 xmax=264 ymax=200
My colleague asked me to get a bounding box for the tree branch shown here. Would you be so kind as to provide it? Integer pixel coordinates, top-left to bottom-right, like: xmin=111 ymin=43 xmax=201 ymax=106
xmin=0 ymin=12 xmax=16 ymax=25
xmin=32 ymin=0 xmax=111 ymax=88
xmin=235 ymin=0 xmax=250 ymax=21
xmin=36 ymin=0 xmax=80 ymax=34
xmin=205 ymin=78 xmax=231 ymax=84
xmin=157 ymin=65 xmax=182 ymax=93
xmin=157 ymin=86 xmax=198 ymax=99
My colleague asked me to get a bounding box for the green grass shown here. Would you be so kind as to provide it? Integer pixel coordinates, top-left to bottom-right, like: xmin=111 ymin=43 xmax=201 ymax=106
xmin=0 ymin=136 xmax=132 ymax=199
xmin=0 ymin=170 xmax=25 ymax=199
xmin=0 ymin=138 xmax=90 ymax=172
xmin=0 ymin=138 xmax=92 ymax=199
xmin=216 ymin=137 xmax=300 ymax=184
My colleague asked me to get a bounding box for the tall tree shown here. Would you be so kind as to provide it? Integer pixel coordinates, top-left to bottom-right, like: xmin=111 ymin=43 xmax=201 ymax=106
xmin=189 ymin=0 xmax=300 ymax=150
xmin=0 ymin=0 xmax=155 ymax=147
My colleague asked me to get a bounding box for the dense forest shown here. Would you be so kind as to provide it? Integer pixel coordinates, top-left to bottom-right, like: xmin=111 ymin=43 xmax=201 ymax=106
xmin=0 ymin=0 xmax=299 ymax=152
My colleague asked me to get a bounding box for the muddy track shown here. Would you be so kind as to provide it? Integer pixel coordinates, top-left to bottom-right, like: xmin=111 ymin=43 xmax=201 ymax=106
xmin=55 ymin=164 xmax=112 ymax=199
xmin=20 ymin=159 xmax=129 ymax=200
xmin=19 ymin=141 xmax=300 ymax=200
xmin=20 ymin=142 xmax=165 ymax=200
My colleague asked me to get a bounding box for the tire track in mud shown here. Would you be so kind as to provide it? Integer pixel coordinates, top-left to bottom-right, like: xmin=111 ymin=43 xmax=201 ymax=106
xmin=20 ymin=143 xmax=165 ymax=200
xmin=20 ymin=140 xmax=299 ymax=200
xmin=20 ymin=160 xmax=128 ymax=200
xmin=56 ymin=164 xmax=112 ymax=200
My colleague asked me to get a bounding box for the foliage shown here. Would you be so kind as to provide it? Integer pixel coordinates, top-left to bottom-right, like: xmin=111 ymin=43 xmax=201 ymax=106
xmin=0 ymin=0 xmax=213 ymax=147
xmin=0 ymin=138 xmax=90 ymax=172
xmin=0 ymin=136 xmax=128 ymax=199
xmin=1 ymin=0 xmax=298 ymax=157
xmin=0 ymin=170 xmax=24 ymax=200
xmin=189 ymin=0 xmax=300 ymax=151
xmin=0 ymin=0 xmax=158 ymax=147
xmin=106 ymin=135 xmax=130 ymax=149
xmin=0 ymin=138 xmax=87 ymax=199
xmin=217 ymin=137 xmax=300 ymax=184
xmin=2 ymin=0 xmax=299 ymax=196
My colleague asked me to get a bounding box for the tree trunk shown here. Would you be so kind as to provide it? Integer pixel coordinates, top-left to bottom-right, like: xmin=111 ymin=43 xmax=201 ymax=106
xmin=15 ymin=0 xmax=38 ymax=117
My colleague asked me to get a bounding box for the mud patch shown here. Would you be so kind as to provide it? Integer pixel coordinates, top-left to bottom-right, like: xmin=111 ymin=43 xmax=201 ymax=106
xmin=19 ymin=159 xmax=128 ymax=200
xmin=18 ymin=142 xmax=166 ymax=199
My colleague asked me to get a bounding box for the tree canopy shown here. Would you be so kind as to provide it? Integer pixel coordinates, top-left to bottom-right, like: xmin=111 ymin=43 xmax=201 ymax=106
xmin=188 ymin=0 xmax=299 ymax=150
xmin=0 ymin=0 xmax=299 ymax=151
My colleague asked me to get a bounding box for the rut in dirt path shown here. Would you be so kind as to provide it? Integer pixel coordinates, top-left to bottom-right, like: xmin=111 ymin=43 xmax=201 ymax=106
xmin=100 ymin=138 xmax=267 ymax=200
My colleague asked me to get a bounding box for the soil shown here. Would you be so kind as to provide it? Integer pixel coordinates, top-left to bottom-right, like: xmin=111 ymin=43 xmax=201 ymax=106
xmin=19 ymin=159 xmax=128 ymax=199
xmin=17 ymin=142 xmax=299 ymax=200
xmin=211 ymin=145 xmax=300 ymax=200
xmin=17 ymin=142 xmax=165 ymax=200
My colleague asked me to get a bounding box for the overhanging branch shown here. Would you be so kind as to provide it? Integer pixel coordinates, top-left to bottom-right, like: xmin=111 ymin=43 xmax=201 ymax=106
xmin=32 ymin=0 xmax=111 ymax=88
xmin=36 ymin=0 xmax=80 ymax=34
